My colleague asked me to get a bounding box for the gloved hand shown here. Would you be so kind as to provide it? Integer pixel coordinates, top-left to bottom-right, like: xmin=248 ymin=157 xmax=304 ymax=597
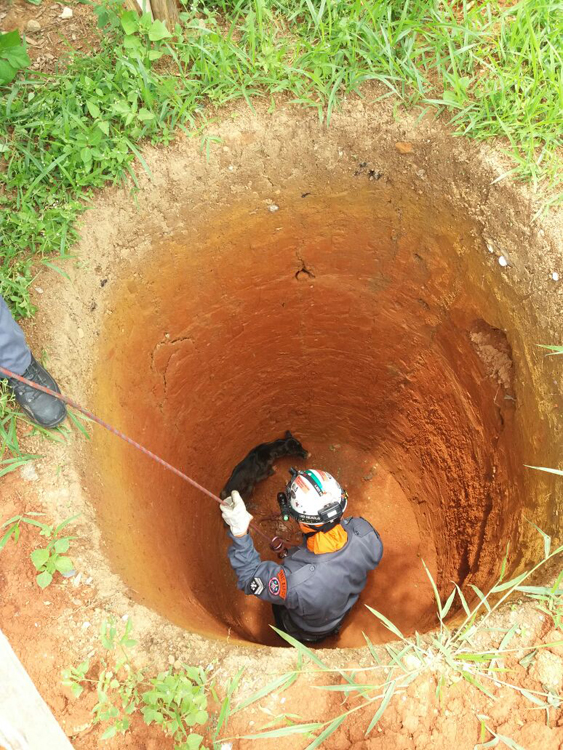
xmin=220 ymin=490 xmax=253 ymax=537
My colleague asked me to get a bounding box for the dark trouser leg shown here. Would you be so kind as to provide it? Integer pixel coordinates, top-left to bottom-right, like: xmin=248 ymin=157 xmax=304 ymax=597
xmin=271 ymin=604 xmax=340 ymax=644
xmin=0 ymin=294 xmax=66 ymax=428
xmin=0 ymin=295 xmax=32 ymax=375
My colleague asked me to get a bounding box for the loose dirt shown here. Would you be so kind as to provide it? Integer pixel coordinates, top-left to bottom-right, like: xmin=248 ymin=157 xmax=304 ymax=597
xmin=0 ymin=0 xmax=100 ymax=72
xmin=1 ymin=83 xmax=563 ymax=748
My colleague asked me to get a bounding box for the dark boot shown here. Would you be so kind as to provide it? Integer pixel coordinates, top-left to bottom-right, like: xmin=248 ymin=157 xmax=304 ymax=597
xmin=8 ymin=355 xmax=67 ymax=428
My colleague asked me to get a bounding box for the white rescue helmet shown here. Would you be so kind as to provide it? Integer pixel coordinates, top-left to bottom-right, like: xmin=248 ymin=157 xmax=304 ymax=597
xmin=285 ymin=469 xmax=348 ymax=526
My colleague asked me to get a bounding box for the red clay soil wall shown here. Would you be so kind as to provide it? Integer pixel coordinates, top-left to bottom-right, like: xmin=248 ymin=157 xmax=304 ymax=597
xmin=88 ymin=178 xmax=525 ymax=647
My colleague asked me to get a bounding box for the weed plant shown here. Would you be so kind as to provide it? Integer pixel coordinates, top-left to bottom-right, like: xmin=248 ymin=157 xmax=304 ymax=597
xmin=63 ymin=617 xmax=211 ymax=749
xmin=0 ymin=512 xmax=79 ymax=587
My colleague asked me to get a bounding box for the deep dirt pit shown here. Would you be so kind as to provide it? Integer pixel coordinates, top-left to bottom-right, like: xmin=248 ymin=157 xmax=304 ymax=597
xmin=90 ymin=176 xmax=523 ymax=648
xmin=27 ymin=96 xmax=563 ymax=665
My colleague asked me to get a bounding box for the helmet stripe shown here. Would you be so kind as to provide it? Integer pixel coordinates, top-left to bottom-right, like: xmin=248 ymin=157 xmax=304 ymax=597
xmin=303 ymin=470 xmax=324 ymax=495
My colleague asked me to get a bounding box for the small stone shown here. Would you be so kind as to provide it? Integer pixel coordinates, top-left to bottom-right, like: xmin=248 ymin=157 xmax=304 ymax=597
xmin=34 ymin=286 xmax=44 ymax=294
xmin=552 ymin=272 xmax=559 ymax=281
xmin=529 ymin=650 xmax=563 ymax=691
xmin=268 ymin=204 xmax=279 ymax=212
xmin=20 ymin=462 xmax=39 ymax=482
xmin=168 ymin=655 xmax=175 ymax=665
xmin=77 ymin=328 xmax=84 ymax=339
xmin=498 ymin=255 xmax=508 ymax=267
xmin=82 ymin=621 xmax=91 ymax=630
xmin=72 ymin=573 xmax=82 ymax=587
xmin=60 ymin=7 xmax=73 ymax=19
xmin=26 ymin=19 xmax=42 ymax=33
xmin=395 ymin=141 xmax=413 ymax=154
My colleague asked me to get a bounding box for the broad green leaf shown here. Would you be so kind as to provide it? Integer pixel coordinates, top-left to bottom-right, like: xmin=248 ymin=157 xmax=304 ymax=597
xmin=186 ymin=734 xmax=203 ymax=749
xmin=101 ymin=724 xmax=118 ymax=740
xmin=0 ymin=31 xmax=22 ymax=50
xmin=4 ymin=46 xmax=30 ymax=68
xmin=30 ymin=547 xmax=49 ymax=570
xmin=0 ymin=59 xmax=17 ymax=86
xmin=37 ymin=570 xmax=53 ymax=588
xmin=54 ymin=537 xmax=70 ymax=554
xmin=148 ymin=20 xmax=172 ymax=42
xmin=97 ymin=121 xmax=110 ymax=136
xmin=138 ymin=108 xmax=155 ymax=122
xmin=86 ymin=100 xmax=100 ymax=119
xmin=71 ymin=683 xmax=84 ymax=698
xmin=54 ymin=555 xmax=74 ymax=573
xmin=123 ymin=35 xmax=142 ymax=50
xmin=120 ymin=11 xmax=139 ymax=36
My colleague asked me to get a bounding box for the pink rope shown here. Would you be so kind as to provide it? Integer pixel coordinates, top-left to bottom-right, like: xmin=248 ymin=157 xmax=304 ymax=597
xmin=0 ymin=365 xmax=287 ymax=552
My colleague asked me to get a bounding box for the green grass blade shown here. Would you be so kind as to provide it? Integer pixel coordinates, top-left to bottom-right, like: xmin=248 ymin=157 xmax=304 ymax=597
xmin=365 ymin=680 xmax=395 ymax=736
xmin=365 ymin=606 xmax=406 ymax=641
xmin=305 ymin=714 xmax=346 ymax=749
xmin=240 ymin=721 xmax=323 ymax=739
xmin=525 ymin=465 xmax=563 ymax=477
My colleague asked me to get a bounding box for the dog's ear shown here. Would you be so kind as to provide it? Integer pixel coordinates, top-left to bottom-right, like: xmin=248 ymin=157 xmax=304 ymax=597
xmin=285 ymin=430 xmax=293 ymax=438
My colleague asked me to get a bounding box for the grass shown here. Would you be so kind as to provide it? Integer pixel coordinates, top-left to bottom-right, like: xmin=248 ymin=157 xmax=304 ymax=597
xmin=0 ymin=0 xmax=561 ymax=317
xmin=62 ymin=617 xmax=212 ymax=748
xmin=0 ymin=511 xmax=79 ymax=587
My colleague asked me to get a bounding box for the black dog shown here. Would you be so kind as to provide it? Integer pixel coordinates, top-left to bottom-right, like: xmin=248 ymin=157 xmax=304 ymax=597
xmin=220 ymin=431 xmax=308 ymax=501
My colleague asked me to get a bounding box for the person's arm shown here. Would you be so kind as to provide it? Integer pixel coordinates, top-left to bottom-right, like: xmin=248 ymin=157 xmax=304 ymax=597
xmin=221 ymin=492 xmax=289 ymax=603
xmin=228 ymin=532 xmax=289 ymax=603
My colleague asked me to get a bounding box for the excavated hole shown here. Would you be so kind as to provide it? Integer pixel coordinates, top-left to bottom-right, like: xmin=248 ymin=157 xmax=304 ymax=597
xmin=72 ymin=106 xmax=561 ymax=651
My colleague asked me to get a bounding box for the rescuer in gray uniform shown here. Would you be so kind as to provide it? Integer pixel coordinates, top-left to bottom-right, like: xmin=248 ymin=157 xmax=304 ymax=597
xmin=221 ymin=468 xmax=383 ymax=643
xmin=0 ymin=293 xmax=66 ymax=428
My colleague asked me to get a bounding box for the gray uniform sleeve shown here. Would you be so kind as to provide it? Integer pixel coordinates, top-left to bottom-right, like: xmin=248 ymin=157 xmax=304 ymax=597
xmin=227 ymin=533 xmax=290 ymax=604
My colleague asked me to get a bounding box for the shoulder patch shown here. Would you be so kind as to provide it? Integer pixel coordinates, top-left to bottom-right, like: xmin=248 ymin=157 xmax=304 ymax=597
xmin=250 ymin=577 xmax=264 ymax=596
xmin=268 ymin=569 xmax=287 ymax=599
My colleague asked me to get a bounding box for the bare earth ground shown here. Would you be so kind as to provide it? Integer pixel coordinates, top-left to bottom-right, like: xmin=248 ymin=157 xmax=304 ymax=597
xmin=1 ymin=3 xmax=563 ymax=750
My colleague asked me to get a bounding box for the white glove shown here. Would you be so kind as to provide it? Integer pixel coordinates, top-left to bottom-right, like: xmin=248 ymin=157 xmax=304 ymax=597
xmin=221 ymin=491 xmax=253 ymax=537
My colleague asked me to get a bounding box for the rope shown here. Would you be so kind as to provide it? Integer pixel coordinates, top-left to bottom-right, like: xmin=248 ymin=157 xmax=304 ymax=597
xmin=0 ymin=365 xmax=289 ymax=556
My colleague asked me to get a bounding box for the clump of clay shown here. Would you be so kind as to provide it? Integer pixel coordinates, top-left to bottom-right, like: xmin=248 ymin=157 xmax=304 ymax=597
xmin=470 ymin=320 xmax=514 ymax=390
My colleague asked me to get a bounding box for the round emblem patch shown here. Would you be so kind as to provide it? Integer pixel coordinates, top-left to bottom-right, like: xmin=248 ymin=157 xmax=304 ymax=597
xmin=268 ymin=576 xmax=280 ymax=596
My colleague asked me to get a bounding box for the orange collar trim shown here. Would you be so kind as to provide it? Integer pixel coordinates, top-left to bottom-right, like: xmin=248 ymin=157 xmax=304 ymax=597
xmin=300 ymin=523 xmax=348 ymax=554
